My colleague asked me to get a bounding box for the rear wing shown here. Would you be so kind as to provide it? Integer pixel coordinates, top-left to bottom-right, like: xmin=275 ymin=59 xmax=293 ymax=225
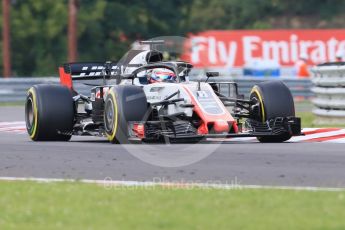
xmin=62 ymin=62 xmax=121 ymax=79
xmin=59 ymin=49 xmax=165 ymax=88
xmin=59 ymin=62 xmax=121 ymax=89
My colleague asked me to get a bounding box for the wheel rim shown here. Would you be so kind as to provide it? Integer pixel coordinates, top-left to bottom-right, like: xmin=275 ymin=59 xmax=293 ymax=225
xmin=250 ymin=93 xmax=264 ymax=122
xmin=25 ymin=97 xmax=35 ymax=132
xmin=104 ymin=98 xmax=115 ymax=133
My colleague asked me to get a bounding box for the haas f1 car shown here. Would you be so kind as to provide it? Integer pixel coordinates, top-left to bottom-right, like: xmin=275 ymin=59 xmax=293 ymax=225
xmin=25 ymin=42 xmax=301 ymax=143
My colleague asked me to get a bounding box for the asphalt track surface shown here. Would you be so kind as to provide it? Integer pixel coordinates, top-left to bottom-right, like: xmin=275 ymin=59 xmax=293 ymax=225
xmin=1 ymin=106 xmax=345 ymax=188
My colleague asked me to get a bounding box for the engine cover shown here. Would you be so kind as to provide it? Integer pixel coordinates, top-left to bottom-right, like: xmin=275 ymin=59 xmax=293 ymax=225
xmin=143 ymin=82 xmax=236 ymax=134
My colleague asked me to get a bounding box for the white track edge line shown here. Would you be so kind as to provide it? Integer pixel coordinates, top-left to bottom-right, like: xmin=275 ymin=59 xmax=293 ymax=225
xmin=0 ymin=176 xmax=344 ymax=192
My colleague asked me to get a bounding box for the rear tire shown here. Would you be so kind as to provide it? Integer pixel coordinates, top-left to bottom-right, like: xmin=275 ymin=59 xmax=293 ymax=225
xmin=250 ymin=81 xmax=295 ymax=143
xmin=104 ymin=85 xmax=148 ymax=144
xmin=25 ymin=84 xmax=74 ymax=141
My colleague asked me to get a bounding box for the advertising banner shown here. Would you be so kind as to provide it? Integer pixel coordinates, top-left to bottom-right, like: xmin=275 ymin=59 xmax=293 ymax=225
xmin=183 ymin=30 xmax=345 ymax=67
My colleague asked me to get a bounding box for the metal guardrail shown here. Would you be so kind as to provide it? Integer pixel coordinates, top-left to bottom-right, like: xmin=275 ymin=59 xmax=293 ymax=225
xmin=0 ymin=77 xmax=92 ymax=102
xmin=312 ymin=64 xmax=345 ymax=124
xmin=206 ymin=77 xmax=313 ymax=98
xmin=0 ymin=77 xmax=313 ymax=102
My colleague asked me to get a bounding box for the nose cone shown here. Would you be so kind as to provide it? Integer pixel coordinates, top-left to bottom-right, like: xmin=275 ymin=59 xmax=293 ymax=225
xmin=213 ymin=120 xmax=230 ymax=133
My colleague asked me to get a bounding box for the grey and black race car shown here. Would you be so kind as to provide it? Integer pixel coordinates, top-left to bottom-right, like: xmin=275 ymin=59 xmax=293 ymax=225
xmin=25 ymin=41 xmax=301 ymax=143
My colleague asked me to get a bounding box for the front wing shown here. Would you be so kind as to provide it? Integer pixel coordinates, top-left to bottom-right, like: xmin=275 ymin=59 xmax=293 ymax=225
xmin=131 ymin=117 xmax=302 ymax=142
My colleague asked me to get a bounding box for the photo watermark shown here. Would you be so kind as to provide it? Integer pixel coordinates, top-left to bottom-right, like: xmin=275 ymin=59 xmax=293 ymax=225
xmin=102 ymin=176 xmax=242 ymax=191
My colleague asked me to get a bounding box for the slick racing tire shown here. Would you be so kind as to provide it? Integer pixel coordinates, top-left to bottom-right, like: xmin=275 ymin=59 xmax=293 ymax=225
xmin=250 ymin=81 xmax=295 ymax=143
xmin=25 ymin=84 xmax=74 ymax=141
xmin=104 ymin=85 xmax=148 ymax=144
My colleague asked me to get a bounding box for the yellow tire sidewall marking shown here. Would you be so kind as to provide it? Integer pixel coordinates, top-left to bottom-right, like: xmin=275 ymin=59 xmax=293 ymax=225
xmin=250 ymin=87 xmax=265 ymax=122
xmin=28 ymin=88 xmax=38 ymax=139
xmin=106 ymin=90 xmax=118 ymax=141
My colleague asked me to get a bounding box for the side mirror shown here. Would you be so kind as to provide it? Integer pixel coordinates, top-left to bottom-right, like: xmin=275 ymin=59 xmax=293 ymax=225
xmin=206 ymin=72 xmax=219 ymax=77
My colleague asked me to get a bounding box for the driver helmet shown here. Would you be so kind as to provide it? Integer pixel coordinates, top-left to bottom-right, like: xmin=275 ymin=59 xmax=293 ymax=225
xmin=147 ymin=68 xmax=176 ymax=83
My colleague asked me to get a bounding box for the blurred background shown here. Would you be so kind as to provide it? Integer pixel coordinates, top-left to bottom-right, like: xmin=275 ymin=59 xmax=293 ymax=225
xmin=2 ymin=0 xmax=345 ymax=77
xmin=1 ymin=0 xmax=345 ymax=125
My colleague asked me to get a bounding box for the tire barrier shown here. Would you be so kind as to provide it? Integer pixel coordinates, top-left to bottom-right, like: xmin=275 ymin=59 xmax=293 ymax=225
xmin=0 ymin=77 xmax=313 ymax=102
xmin=312 ymin=63 xmax=345 ymax=124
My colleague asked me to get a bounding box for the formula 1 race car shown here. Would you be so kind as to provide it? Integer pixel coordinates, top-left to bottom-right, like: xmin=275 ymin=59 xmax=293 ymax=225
xmin=25 ymin=41 xmax=301 ymax=143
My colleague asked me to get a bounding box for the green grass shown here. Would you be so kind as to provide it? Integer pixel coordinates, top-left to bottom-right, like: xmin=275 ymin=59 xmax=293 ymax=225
xmin=297 ymin=111 xmax=316 ymax=128
xmin=295 ymin=100 xmax=345 ymax=128
xmin=297 ymin=111 xmax=345 ymax=128
xmin=0 ymin=181 xmax=345 ymax=230
xmin=0 ymin=101 xmax=24 ymax=107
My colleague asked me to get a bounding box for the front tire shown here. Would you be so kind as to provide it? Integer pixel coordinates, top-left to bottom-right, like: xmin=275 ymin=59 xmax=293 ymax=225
xmin=250 ymin=81 xmax=295 ymax=143
xmin=25 ymin=84 xmax=74 ymax=141
xmin=104 ymin=85 xmax=148 ymax=144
